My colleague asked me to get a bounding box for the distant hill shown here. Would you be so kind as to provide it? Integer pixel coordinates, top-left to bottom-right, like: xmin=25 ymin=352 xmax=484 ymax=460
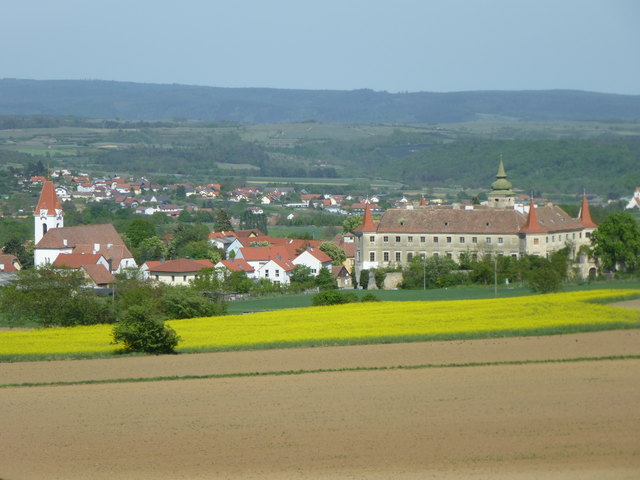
xmin=1 ymin=79 xmax=640 ymax=123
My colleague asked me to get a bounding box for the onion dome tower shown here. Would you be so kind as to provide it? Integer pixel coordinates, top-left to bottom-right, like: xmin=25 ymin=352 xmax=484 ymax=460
xmin=488 ymin=159 xmax=515 ymax=208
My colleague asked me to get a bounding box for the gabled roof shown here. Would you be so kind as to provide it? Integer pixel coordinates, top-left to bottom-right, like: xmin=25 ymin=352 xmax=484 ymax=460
xmin=297 ymin=247 xmax=332 ymax=264
xmin=240 ymin=245 xmax=292 ymax=262
xmin=216 ymin=259 xmax=255 ymax=273
xmin=82 ymin=264 xmax=115 ymax=286
xmin=265 ymin=258 xmax=296 ymax=272
xmin=35 ymin=180 xmax=63 ymax=215
xmin=144 ymin=258 xmax=214 ymax=274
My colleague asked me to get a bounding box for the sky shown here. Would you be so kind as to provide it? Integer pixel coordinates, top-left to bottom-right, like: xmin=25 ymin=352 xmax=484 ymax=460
xmin=2 ymin=0 xmax=639 ymax=95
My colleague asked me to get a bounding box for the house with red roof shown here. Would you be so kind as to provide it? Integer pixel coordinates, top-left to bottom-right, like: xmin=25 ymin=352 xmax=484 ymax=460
xmin=214 ymin=258 xmax=256 ymax=278
xmin=141 ymin=258 xmax=214 ymax=285
xmin=0 ymin=254 xmax=21 ymax=272
xmin=292 ymin=247 xmax=333 ymax=275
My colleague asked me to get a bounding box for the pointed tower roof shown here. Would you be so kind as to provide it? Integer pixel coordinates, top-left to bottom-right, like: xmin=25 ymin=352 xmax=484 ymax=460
xmin=35 ymin=180 xmax=62 ymax=215
xmin=490 ymin=159 xmax=513 ymax=193
xmin=355 ymin=202 xmax=376 ymax=233
xmin=520 ymin=198 xmax=547 ymax=234
xmin=579 ymin=194 xmax=597 ymax=228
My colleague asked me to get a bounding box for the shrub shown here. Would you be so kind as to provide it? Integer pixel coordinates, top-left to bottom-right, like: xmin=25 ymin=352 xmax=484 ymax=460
xmin=359 ymin=269 xmax=370 ymax=289
xmin=112 ymin=306 xmax=180 ymax=354
xmin=311 ymin=290 xmax=358 ymax=306
xmin=161 ymin=285 xmax=227 ymax=319
xmin=360 ymin=293 xmax=381 ymax=302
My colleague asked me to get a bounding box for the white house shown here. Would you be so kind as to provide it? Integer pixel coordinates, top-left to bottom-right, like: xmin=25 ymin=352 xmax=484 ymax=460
xmin=255 ymin=258 xmax=295 ymax=285
xmin=625 ymin=187 xmax=640 ymax=210
xmin=292 ymin=248 xmax=333 ymax=275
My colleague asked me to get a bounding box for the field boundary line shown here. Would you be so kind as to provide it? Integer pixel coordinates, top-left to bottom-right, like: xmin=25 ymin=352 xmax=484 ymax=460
xmin=2 ymin=355 xmax=639 ymax=389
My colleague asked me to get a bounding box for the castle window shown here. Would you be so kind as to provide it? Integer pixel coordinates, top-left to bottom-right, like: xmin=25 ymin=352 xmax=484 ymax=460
xmin=446 ymin=236 xmax=452 ymax=243
xmin=459 ymin=237 xmax=465 ymax=243
xmin=395 ymin=251 xmax=401 ymax=262
xmin=472 ymin=237 xmax=478 ymax=244
xmin=433 ymin=236 xmax=439 ymax=243
xmin=383 ymin=251 xmax=389 ymax=262
xmin=420 ymin=236 xmax=426 ymax=243
xmin=407 ymin=252 xmax=414 ymax=261
xmin=395 ymin=236 xmax=401 ymax=243
xmin=369 ymin=252 xmax=375 ymax=261
xmin=383 ymin=236 xmax=389 ymax=242
xmin=498 ymin=237 xmax=504 ymax=244
xmin=369 ymin=236 xmax=375 ymax=243
xmin=586 ymin=232 xmax=591 ymax=238
xmin=486 ymin=237 xmax=491 ymax=244
xmin=408 ymin=236 xmax=413 ymax=243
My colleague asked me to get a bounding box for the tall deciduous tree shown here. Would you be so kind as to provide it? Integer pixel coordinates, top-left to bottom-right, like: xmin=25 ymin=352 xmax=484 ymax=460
xmin=591 ymin=212 xmax=640 ymax=273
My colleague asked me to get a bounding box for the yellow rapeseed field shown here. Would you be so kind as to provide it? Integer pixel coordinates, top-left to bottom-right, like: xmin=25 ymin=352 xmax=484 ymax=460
xmin=1 ymin=289 xmax=638 ymax=358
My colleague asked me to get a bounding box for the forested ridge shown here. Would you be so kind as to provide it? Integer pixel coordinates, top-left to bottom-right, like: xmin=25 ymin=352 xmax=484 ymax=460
xmin=2 ymin=78 xmax=640 ymax=123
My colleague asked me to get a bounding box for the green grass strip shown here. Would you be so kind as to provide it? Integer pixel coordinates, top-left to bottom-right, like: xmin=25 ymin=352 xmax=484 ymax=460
xmin=2 ymin=355 xmax=639 ymax=389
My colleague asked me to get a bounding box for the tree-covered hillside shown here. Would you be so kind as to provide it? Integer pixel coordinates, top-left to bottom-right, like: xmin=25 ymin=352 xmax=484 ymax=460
xmin=2 ymin=79 xmax=640 ymax=123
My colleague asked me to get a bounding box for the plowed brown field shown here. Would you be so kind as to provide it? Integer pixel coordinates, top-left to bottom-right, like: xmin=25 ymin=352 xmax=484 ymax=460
xmin=1 ymin=330 xmax=639 ymax=479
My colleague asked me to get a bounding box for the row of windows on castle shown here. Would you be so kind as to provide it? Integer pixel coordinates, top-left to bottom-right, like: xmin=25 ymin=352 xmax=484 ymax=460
xmin=366 ymin=231 xmax=590 ymax=246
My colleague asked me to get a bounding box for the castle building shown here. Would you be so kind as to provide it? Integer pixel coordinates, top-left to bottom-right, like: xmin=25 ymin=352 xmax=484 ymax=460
xmin=354 ymin=162 xmax=597 ymax=280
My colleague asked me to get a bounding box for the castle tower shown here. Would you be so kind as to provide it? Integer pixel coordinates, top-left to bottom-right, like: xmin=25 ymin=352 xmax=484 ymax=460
xmin=34 ymin=180 xmax=64 ymax=244
xmin=487 ymin=159 xmax=515 ymax=208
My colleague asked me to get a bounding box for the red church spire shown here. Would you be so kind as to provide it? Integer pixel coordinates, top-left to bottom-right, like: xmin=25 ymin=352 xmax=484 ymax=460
xmin=579 ymin=194 xmax=597 ymax=228
xmin=520 ymin=198 xmax=546 ymax=234
xmin=35 ymin=180 xmax=62 ymax=215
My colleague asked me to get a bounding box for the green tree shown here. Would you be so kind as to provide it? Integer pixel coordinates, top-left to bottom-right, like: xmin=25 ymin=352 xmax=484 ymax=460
xmin=315 ymin=266 xmax=337 ymax=291
xmin=240 ymin=209 xmax=268 ymax=234
xmin=289 ymin=265 xmax=315 ymax=290
xmin=214 ymin=209 xmax=233 ymax=232
xmin=112 ymin=305 xmax=180 ymax=354
xmin=137 ymin=236 xmax=168 ymax=263
xmin=161 ymin=285 xmax=226 ymax=319
xmin=359 ymin=269 xmax=370 ymax=289
xmin=0 ymin=266 xmax=114 ymax=326
xmin=401 ymin=256 xmax=459 ymax=289
xmin=342 ymin=216 xmax=363 ymax=234
xmin=590 ymin=212 xmax=640 ymax=273
xmin=126 ymin=218 xmax=157 ymax=248
xmin=319 ymin=242 xmax=347 ymax=266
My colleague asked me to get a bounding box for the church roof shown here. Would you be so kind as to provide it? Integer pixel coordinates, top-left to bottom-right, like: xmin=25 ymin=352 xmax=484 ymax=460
xmin=35 ymin=223 xmax=134 ymax=269
xmin=35 ymin=180 xmax=62 ymax=215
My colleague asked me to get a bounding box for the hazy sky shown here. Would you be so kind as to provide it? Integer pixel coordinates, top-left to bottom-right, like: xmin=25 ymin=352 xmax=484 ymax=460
xmin=3 ymin=0 xmax=639 ymax=94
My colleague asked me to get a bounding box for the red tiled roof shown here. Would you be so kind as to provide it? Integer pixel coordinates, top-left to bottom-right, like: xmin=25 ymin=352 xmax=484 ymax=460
xmin=354 ymin=203 xmax=377 ymax=233
xmin=240 ymin=245 xmax=292 ymax=262
xmin=300 ymin=247 xmax=332 ymax=263
xmin=579 ymin=194 xmax=597 ymax=228
xmin=82 ymin=264 xmax=115 ymax=286
xmin=217 ymin=259 xmax=255 ymax=272
xmin=519 ymin=199 xmax=547 ymax=234
xmin=53 ymin=253 xmax=104 ymax=268
xmin=35 ymin=181 xmax=62 ymax=215
xmin=0 ymin=254 xmax=19 ymax=272
xmin=144 ymin=258 xmax=214 ymax=273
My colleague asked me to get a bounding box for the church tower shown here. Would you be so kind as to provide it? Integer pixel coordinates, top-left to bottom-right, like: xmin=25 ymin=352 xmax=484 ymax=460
xmin=34 ymin=180 xmax=64 ymax=245
xmin=487 ymin=159 xmax=515 ymax=208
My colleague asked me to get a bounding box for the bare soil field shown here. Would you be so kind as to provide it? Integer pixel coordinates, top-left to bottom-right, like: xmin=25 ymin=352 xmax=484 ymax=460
xmin=1 ymin=331 xmax=639 ymax=480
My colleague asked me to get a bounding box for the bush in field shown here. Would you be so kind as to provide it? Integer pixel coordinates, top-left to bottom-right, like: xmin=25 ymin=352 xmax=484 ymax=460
xmin=311 ymin=290 xmax=358 ymax=306
xmin=360 ymin=293 xmax=381 ymax=302
xmin=112 ymin=306 xmax=180 ymax=354
xmin=162 ymin=285 xmax=227 ymax=319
